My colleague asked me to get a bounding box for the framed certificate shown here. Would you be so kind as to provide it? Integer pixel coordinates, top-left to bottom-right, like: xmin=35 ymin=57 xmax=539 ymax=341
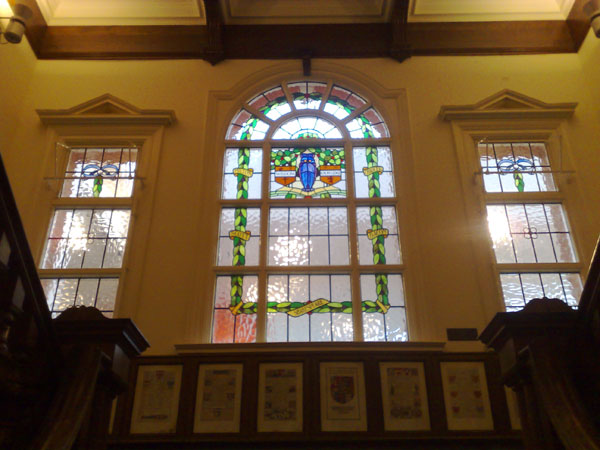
xmin=441 ymin=361 xmax=493 ymax=430
xmin=319 ymin=362 xmax=367 ymax=432
xmin=194 ymin=364 xmax=243 ymax=433
xmin=130 ymin=365 xmax=182 ymax=434
xmin=379 ymin=362 xmax=430 ymax=431
xmin=257 ymin=362 xmax=303 ymax=432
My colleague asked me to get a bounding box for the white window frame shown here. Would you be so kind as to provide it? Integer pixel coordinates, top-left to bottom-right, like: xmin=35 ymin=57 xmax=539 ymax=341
xmin=35 ymin=94 xmax=175 ymax=317
xmin=442 ymin=90 xmax=592 ymax=318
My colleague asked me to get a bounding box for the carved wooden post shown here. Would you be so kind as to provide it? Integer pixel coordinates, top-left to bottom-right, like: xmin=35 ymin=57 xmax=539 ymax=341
xmin=480 ymin=298 xmax=576 ymax=449
xmin=53 ymin=306 xmax=149 ymax=450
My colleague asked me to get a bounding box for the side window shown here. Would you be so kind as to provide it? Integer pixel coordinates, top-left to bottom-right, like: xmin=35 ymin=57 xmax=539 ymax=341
xmin=212 ymin=81 xmax=407 ymax=343
xmin=39 ymin=147 xmax=138 ymax=317
xmin=479 ymin=142 xmax=582 ymax=310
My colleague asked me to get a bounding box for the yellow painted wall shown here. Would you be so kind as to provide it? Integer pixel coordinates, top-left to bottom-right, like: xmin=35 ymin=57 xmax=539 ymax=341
xmin=1 ymin=32 xmax=599 ymax=354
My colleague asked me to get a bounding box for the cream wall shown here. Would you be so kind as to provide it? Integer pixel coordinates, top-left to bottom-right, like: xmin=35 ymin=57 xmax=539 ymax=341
xmin=1 ymin=33 xmax=599 ymax=354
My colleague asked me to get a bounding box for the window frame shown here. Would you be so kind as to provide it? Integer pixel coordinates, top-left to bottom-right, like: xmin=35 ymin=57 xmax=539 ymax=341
xmin=213 ymin=79 xmax=407 ymax=343
xmin=35 ymin=96 xmax=175 ymax=318
xmin=442 ymin=93 xmax=590 ymax=316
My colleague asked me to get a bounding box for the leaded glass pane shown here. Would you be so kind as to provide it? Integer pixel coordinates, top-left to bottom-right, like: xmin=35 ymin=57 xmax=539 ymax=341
xmin=217 ymin=208 xmax=261 ymax=266
xmin=248 ymin=85 xmax=291 ymax=121
xmin=41 ymin=209 xmax=131 ymax=269
xmin=361 ymin=274 xmax=407 ymax=341
xmin=500 ymin=272 xmax=581 ymax=311
xmin=287 ymin=81 xmax=327 ymax=110
xmin=221 ymin=148 xmax=262 ymax=200
xmin=41 ymin=277 xmax=118 ymax=318
xmin=266 ymin=274 xmax=353 ymax=342
xmin=478 ymin=142 xmax=556 ymax=193
xmin=212 ymin=275 xmax=258 ymax=343
xmin=268 ymin=207 xmax=349 ymax=266
xmin=61 ymin=147 xmax=138 ymax=198
xmin=272 ymin=117 xmax=342 ymax=140
xmin=226 ymin=109 xmax=269 ymax=140
xmin=323 ymin=85 xmax=367 ymax=120
xmin=356 ymin=206 xmax=401 ymax=265
xmin=486 ymin=204 xmax=577 ymax=263
xmin=346 ymin=108 xmax=389 ymax=138
xmin=270 ymin=147 xmax=346 ymax=198
xmin=353 ymin=147 xmax=395 ymax=198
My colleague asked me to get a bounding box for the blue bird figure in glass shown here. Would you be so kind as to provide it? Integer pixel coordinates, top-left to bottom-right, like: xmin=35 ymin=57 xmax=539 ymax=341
xmin=298 ymin=152 xmax=318 ymax=192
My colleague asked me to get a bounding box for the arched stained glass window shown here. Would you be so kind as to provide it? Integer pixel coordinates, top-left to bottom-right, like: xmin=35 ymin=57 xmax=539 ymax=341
xmin=213 ymin=81 xmax=406 ymax=343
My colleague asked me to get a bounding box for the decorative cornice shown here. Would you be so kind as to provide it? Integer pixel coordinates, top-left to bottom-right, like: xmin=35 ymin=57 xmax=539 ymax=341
xmin=37 ymin=93 xmax=176 ymax=126
xmin=439 ymin=89 xmax=577 ymax=121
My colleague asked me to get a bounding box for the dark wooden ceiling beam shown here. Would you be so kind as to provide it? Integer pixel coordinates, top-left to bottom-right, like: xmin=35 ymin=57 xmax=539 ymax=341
xmin=390 ymin=0 xmax=410 ymax=62
xmin=203 ymin=0 xmax=224 ymax=65
xmin=567 ymin=0 xmax=591 ymax=46
xmin=29 ymin=20 xmax=589 ymax=60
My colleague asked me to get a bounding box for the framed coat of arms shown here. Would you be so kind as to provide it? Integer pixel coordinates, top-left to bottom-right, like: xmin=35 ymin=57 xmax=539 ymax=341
xmin=319 ymin=362 xmax=367 ymax=431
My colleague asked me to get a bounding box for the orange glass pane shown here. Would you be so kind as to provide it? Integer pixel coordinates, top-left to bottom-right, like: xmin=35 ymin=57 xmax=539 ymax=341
xmin=212 ymin=309 xmax=235 ymax=343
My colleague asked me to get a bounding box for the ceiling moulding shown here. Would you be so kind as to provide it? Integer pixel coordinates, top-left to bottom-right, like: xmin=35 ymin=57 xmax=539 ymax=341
xmin=221 ymin=0 xmax=393 ymax=24
xmin=37 ymin=93 xmax=177 ymax=126
xmin=36 ymin=0 xmax=205 ymax=26
xmin=408 ymin=0 xmax=573 ymax=22
xmin=439 ymin=89 xmax=577 ymax=121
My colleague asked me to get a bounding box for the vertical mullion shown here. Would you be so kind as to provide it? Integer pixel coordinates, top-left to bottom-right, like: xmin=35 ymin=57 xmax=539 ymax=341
xmin=320 ymin=81 xmax=334 ymax=111
xmin=346 ymin=140 xmax=363 ymax=341
xmin=257 ymin=142 xmax=271 ymax=342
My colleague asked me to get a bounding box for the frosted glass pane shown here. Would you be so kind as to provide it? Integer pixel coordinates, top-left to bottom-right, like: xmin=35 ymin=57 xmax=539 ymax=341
xmin=309 ymin=236 xmax=328 ymax=265
xmin=273 ymin=117 xmax=341 ymax=139
xmin=288 ymin=315 xmax=309 ymax=342
xmin=96 ymin=278 xmax=118 ymax=310
xmin=500 ymin=273 xmax=581 ymax=311
xmin=109 ymin=210 xmax=131 ymax=237
xmin=104 ymin=238 xmax=126 ymax=268
xmin=288 ymin=81 xmax=326 ymax=110
xmin=289 ymin=208 xmax=308 ymax=235
xmin=89 ymin=210 xmax=111 ymax=237
xmin=63 ymin=240 xmax=85 ymax=268
xmin=356 ymin=206 xmax=401 ymax=265
xmin=54 ymin=279 xmax=78 ymax=311
xmin=75 ymin=278 xmax=99 ymax=307
xmin=217 ymin=208 xmax=260 ymax=266
xmin=212 ymin=275 xmax=258 ymax=343
xmin=553 ymin=233 xmax=576 ymax=262
xmin=265 ymin=274 xmax=352 ymax=343
xmin=309 ymin=208 xmax=328 ymax=234
xmin=81 ymin=238 xmax=107 ymax=268
xmin=329 ymin=236 xmax=349 ymax=265
xmin=221 ymin=148 xmax=262 ymax=200
xmin=41 ymin=279 xmax=58 ymax=310
xmin=267 ymin=313 xmax=288 ymax=342
xmin=363 ymin=313 xmax=385 ymax=341
xmin=385 ymin=308 xmax=408 ymax=341
xmin=353 ymin=147 xmax=395 ymax=198
xmin=49 ymin=210 xmax=73 ymax=238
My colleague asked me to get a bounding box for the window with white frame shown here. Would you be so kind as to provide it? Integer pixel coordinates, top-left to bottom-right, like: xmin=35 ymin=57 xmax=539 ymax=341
xmin=39 ymin=146 xmax=138 ymax=317
xmin=212 ymin=81 xmax=407 ymax=343
xmin=479 ymin=141 xmax=582 ymax=311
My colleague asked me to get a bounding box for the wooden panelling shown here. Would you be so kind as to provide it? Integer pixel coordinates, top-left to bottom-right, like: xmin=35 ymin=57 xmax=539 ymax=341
xmin=109 ymin=348 xmax=519 ymax=447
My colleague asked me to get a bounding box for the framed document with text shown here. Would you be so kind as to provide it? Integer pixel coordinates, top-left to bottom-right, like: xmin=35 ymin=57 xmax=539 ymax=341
xmin=130 ymin=365 xmax=182 ymax=434
xmin=257 ymin=362 xmax=303 ymax=432
xmin=194 ymin=364 xmax=243 ymax=433
xmin=320 ymin=362 xmax=367 ymax=431
xmin=441 ymin=361 xmax=493 ymax=430
xmin=379 ymin=362 xmax=430 ymax=431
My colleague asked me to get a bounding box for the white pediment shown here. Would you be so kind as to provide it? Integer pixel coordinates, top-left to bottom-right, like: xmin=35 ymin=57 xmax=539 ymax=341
xmin=439 ymin=89 xmax=577 ymax=121
xmin=37 ymin=94 xmax=176 ymax=126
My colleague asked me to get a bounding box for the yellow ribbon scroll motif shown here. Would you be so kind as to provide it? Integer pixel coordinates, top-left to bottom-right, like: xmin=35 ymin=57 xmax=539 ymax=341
xmin=367 ymin=229 xmax=388 ymax=240
xmin=233 ymin=168 xmax=254 ymax=177
xmin=362 ymin=166 xmax=384 ymax=176
xmin=229 ymin=230 xmax=251 ymax=241
xmin=288 ymin=298 xmax=330 ymax=317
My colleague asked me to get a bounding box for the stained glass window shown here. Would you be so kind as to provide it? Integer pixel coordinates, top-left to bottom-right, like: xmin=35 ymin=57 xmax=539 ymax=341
xmin=213 ymin=81 xmax=405 ymax=343
xmin=41 ymin=146 xmax=138 ymax=318
xmin=479 ymin=141 xmax=581 ymax=311
xmin=478 ymin=142 xmax=556 ymax=193
xmin=61 ymin=147 xmax=137 ymax=198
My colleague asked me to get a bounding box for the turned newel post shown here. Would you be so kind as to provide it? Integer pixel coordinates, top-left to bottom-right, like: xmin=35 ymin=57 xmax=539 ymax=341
xmin=53 ymin=306 xmax=149 ymax=450
xmin=480 ymin=298 xmax=576 ymax=450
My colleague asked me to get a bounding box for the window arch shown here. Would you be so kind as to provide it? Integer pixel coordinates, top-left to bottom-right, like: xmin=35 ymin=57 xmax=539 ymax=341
xmin=213 ymin=81 xmax=406 ymax=343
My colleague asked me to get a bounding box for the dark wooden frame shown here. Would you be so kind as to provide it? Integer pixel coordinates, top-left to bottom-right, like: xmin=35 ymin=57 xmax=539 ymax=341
xmin=109 ymin=347 xmax=517 ymax=447
xmin=11 ymin=0 xmax=590 ymax=61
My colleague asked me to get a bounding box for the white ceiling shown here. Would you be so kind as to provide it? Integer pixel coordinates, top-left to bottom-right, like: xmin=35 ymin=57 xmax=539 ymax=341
xmin=33 ymin=0 xmax=576 ymax=26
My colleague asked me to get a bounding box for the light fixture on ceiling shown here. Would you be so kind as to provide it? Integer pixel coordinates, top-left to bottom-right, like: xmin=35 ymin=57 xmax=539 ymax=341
xmin=584 ymin=0 xmax=600 ymax=38
xmin=0 ymin=2 xmax=32 ymax=44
